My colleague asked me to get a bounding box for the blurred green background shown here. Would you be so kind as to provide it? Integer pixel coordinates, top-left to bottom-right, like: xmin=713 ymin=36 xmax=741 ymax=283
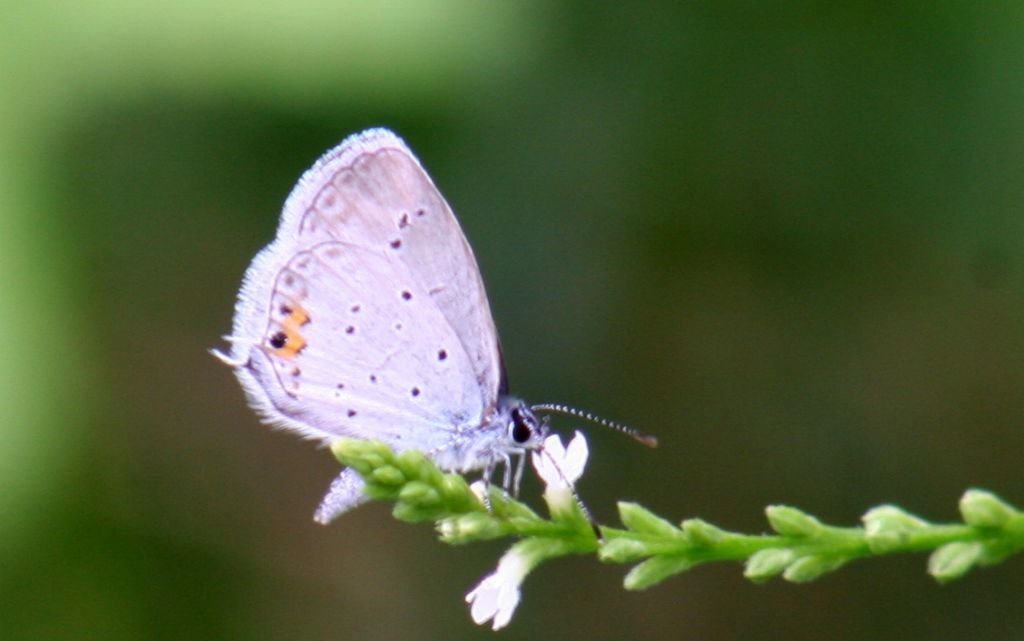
xmin=3 ymin=2 xmax=1023 ymax=639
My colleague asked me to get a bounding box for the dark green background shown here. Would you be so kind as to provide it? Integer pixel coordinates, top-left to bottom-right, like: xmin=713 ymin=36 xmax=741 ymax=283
xmin=3 ymin=3 xmax=1023 ymax=639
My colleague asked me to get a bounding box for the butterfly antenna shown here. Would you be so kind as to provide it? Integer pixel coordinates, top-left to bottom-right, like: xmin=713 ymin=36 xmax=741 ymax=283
xmin=531 ymin=403 xmax=658 ymax=448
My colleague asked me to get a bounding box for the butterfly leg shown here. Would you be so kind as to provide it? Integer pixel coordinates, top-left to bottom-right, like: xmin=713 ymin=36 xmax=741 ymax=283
xmin=500 ymin=452 xmax=513 ymax=489
xmin=511 ymin=451 xmax=527 ymax=498
xmin=479 ymin=463 xmax=495 ymax=512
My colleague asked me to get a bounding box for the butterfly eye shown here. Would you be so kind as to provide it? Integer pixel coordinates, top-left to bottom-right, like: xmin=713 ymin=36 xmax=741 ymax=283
xmin=509 ymin=408 xmax=534 ymax=444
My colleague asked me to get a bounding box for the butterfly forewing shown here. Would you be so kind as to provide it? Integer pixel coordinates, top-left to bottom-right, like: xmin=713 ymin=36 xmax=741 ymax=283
xmin=292 ymin=132 xmax=503 ymax=401
xmin=230 ymin=129 xmax=503 ymax=449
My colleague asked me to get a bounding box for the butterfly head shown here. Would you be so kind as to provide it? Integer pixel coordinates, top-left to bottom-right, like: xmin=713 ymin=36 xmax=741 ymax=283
xmin=502 ymin=398 xmax=549 ymax=452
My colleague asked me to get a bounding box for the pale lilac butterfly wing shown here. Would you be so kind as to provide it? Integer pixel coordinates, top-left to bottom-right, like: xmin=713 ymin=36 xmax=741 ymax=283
xmin=219 ymin=129 xmax=507 ymax=521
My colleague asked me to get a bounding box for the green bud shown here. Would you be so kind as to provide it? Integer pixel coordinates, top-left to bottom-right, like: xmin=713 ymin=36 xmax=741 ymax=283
xmin=744 ymin=548 xmax=795 ymax=582
xmin=398 ymin=481 xmax=440 ymax=507
xmin=618 ymin=502 xmax=683 ymax=537
xmin=330 ymin=437 xmax=369 ymax=457
xmin=437 ymin=474 xmax=473 ymax=505
xmin=396 ymin=449 xmax=442 ymax=485
xmin=928 ymin=542 xmax=982 ymax=583
xmin=395 ymin=447 xmax=426 ymax=466
xmin=977 ymin=541 xmax=1015 ymax=567
xmin=392 ymin=501 xmax=444 ymax=523
xmin=332 ymin=439 xmax=390 ymax=473
xmin=363 ymin=483 xmax=399 ymax=501
xmin=782 ymin=555 xmax=845 ymax=583
xmin=681 ymin=518 xmax=727 ymax=546
xmin=623 ymin=556 xmax=693 ymax=591
xmin=370 ymin=465 xmax=405 ymax=487
xmin=364 ymin=453 xmax=388 ymax=471
xmin=862 ymin=505 xmax=929 ymax=553
xmin=766 ymin=505 xmax=823 ymax=537
xmin=959 ymin=489 xmax=1016 ymax=529
xmin=329 ymin=438 xmax=352 ymax=461
xmin=598 ymin=538 xmax=655 ymax=563
xmin=477 ymin=486 xmax=515 ymax=515
xmin=438 ymin=513 xmax=505 ymax=543
xmin=500 ymin=497 xmax=542 ymax=521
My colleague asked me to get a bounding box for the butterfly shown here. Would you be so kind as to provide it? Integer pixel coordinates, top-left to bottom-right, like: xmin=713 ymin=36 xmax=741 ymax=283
xmin=213 ymin=129 xmax=651 ymax=523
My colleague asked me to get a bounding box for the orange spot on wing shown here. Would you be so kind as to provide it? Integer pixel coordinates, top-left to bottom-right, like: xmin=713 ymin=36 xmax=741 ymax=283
xmin=270 ymin=303 xmax=311 ymax=359
xmin=289 ymin=304 xmax=310 ymax=326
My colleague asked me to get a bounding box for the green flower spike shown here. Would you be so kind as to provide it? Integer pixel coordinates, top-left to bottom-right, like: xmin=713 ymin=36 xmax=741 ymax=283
xmin=331 ymin=437 xmax=1024 ymax=629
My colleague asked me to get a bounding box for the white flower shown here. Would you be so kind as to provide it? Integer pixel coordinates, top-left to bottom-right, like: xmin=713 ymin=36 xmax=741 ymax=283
xmin=465 ymin=550 xmax=528 ymax=630
xmin=531 ymin=431 xmax=588 ymax=490
xmin=464 ymin=434 xmax=589 ymax=629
